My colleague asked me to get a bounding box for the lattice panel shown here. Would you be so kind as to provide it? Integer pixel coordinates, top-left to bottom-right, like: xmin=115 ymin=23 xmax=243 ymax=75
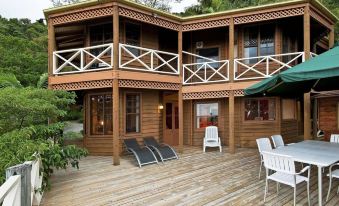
xmin=52 ymin=7 xmax=113 ymax=25
xmin=119 ymin=80 xmax=179 ymax=90
xmin=234 ymin=7 xmax=304 ymax=25
xmin=234 ymin=90 xmax=245 ymax=96
xmin=183 ymin=90 xmax=230 ymax=100
xmin=51 ymin=79 xmax=113 ymax=91
xmin=118 ymin=7 xmax=180 ymax=31
xmin=182 ymin=18 xmax=230 ymax=31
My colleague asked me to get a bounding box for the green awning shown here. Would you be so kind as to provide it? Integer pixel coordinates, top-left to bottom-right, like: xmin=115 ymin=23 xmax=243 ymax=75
xmin=245 ymin=46 xmax=339 ymax=96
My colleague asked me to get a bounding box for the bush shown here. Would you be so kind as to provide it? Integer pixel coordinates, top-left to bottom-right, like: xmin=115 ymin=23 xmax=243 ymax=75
xmin=64 ymin=131 xmax=83 ymax=140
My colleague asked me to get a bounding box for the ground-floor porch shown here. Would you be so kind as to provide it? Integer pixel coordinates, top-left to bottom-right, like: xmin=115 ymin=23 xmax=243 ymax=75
xmin=41 ymin=147 xmax=339 ymax=205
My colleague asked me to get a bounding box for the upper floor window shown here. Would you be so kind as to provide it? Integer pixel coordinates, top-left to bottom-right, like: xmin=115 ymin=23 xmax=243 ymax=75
xmin=125 ymin=22 xmax=141 ymax=56
xmin=90 ymin=94 xmax=113 ymax=135
xmin=244 ymin=25 xmax=275 ymax=63
xmin=196 ymin=47 xmax=219 ymax=68
xmin=125 ymin=93 xmax=141 ymax=133
xmin=244 ymin=98 xmax=275 ymax=121
xmin=90 ymin=23 xmax=113 ymax=46
xmin=196 ymin=103 xmax=218 ymax=128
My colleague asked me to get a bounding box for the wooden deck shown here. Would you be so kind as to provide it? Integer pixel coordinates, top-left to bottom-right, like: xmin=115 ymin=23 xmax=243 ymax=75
xmin=41 ymin=147 xmax=339 ymax=206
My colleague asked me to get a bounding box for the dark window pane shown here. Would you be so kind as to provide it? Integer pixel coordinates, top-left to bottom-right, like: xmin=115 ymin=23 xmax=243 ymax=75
xmin=125 ymin=23 xmax=141 ymax=56
xmin=244 ymin=99 xmax=275 ymax=121
xmin=260 ymin=25 xmax=275 ymax=56
xmin=126 ymin=94 xmax=140 ymax=133
xmin=90 ymin=94 xmax=113 ymax=135
xmin=197 ymin=48 xmax=219 ymax=68
xmin=166 ymin=103 xmax=172 ymax=129
xmin=244 ymin=27 xmax=258 ymax=63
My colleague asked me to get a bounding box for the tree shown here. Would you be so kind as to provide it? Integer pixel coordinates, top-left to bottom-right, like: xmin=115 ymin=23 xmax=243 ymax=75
xmin=51 ymin=0 xmax=81 ymax=7
xmin=135 ymin=0 xmax=181 ymax=12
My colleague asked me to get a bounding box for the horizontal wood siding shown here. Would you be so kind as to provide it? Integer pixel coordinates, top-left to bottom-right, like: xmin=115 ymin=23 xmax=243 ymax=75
xmin=319 ymin=97 xmax=339 ymax=141
xmin=281 ymin=119 xmax=299 ymax=144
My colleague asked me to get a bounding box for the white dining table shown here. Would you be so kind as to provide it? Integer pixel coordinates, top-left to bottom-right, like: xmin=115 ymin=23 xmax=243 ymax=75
xmin=270 ymin=140 xmax=339 ymax=206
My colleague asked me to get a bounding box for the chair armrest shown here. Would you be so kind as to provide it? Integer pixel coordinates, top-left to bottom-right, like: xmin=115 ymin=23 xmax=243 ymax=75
xmin=286 ymin=143 xmax=295 ymax=146
xmin=329 ymin=163 xmax=339 ymax=171
xmin=296 ymin=166 xmax=310 ymax=175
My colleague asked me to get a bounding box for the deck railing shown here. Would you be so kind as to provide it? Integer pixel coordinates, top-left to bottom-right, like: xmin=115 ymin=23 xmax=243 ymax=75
xmin=234 ymin=52 xmax=305 ymax=81
xmin=119 ymin=44 xmax=179 ymax=75
xmin=53 ymin=43 xmax=113 ymax=75
xmin=0 ymin=175 xmax=21 ymax=206
xmin=182 ymin=51 xmax=229 ymax=85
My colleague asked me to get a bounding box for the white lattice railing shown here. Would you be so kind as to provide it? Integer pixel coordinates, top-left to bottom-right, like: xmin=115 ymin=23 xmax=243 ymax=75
xmin=53 ymin=43 xmax=113 ymax=75
xmin=234 ymin=52 xmax=306 ymax=81
xmin=119 ymin=43 xmax=179 ymax=75
xmin=0 ymin=175 xmax=21 ymax=206
xmin=27 ymin=159 xmax=43 ymax=206
xmin=182 ymin=51 xmax=229 ymax=85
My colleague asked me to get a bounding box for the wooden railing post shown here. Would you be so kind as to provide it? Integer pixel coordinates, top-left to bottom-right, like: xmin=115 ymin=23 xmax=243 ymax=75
xmin=112 ymin=3 xmax=120 ymax=165
xmin=228 ymin=17 xmax=235 ymax=154
xmin=6 ymin=163 xmax=32 ymax=206
xmin=178 ymin=25 xmax=184 ymax=153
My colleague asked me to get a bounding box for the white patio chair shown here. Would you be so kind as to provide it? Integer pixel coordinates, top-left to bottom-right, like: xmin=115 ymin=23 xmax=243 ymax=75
xmin=256 ymin=138 xmax=272 ymax=179
xmin=271 ymin=135 xmax=285 ymax=148
xmin=326 ymin=163 xmax=339 ymax=201
xmin=203 ymin=126 xmax=222 ymax=153
xmin=330 ymin=134 xmax=339 ymax=143
xmin=262 ymin=151 xmax=311 ymax=206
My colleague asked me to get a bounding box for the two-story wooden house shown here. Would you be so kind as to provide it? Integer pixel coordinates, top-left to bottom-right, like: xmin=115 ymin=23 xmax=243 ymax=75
xmin=44 ymin=0 xmax=337 ymax=164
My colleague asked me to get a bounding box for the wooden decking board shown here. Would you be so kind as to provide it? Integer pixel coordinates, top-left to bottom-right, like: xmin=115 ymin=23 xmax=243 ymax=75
xmin=41 ymin=147 xmax=339 ymax=205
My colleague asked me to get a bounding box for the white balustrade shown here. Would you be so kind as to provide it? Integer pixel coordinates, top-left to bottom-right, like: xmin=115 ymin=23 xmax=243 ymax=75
xmin=0 ymin=175 xmax=21 ymax=206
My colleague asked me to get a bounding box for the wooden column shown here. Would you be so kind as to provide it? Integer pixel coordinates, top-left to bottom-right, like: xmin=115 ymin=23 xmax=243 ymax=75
xmin=303 ymin=5 xmax=311 ymax=60
xmin=112 ymin=4 xmax=120 ymax=165
xmin=47 ymin=18 xmax=55 ymax=77
xmin=329 ymin=26 xmax=335 ymax=49
xmin=313 ymin=98 xmax=318 ymax=139
xmin=304 ymin=92 xmax=311 ymax=140
xmin=228 ymin=17 xmax=235 ymax=154
xmin=178 ymin=26 xmax=184 ymax=153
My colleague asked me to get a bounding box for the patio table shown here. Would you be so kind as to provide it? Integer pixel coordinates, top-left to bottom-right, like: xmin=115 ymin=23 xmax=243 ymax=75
xmin=270 ymin=140 xmax=339 ymax=206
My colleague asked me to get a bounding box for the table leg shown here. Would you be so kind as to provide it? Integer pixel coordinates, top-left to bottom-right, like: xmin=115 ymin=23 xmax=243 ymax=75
xmin=318 ymin=166 xmax=323 ymax=206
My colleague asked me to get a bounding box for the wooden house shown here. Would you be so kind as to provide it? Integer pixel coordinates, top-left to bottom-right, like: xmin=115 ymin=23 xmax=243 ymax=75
xmin=44 ymin=0 xmax=337 ymax=164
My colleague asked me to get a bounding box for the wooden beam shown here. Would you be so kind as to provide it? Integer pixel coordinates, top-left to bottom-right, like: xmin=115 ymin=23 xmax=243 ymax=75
xmin=304 ymin=92 xmax=311 ymax=140
xmin=178 ymin=26 xmax=184 ymax=153
xmin=228 ymin=91 xmax=235 ymax=154
xmin=112 ymin=4 xmax=120 ymax=165
xmin=228 ymin=17 xmax=234 ymax=82
xmin=48 ymin=18 xmax=56 ymax=77
xmin=329 ymin=26 xmax=335 ymax=49
xmin=304 ymin=5 xmax=311 ymax=60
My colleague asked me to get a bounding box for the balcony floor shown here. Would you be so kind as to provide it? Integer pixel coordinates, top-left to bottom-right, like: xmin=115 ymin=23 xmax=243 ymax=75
xmin=41 ymin=147 xmax=339 ymax=206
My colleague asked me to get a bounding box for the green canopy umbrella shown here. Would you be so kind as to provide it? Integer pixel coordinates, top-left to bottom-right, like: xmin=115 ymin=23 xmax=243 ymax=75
xmin=245 ymin=46 xmax=339 ymax=96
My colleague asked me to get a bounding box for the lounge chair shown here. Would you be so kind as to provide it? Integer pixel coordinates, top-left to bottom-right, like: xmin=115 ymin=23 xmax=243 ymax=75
xmin=123 ymin=138 xmax=158 ymax=168
xmin=144 ymin=137 xmax=178 ymax=162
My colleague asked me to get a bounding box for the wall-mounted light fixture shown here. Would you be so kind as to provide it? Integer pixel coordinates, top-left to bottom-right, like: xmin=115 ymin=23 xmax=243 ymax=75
xmin=158 ymin=105 xmax=164 ymax=110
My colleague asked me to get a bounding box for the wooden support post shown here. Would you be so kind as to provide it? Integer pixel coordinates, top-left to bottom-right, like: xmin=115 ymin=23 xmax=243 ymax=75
xmin=313 ymin=98 xmax=318 ymax=139
xmin=303 ymin=5 xmax=311 ymax=60
xmin=329 ymin=26 xmax=335 ymax=49
xmin=228 ymin=17 xmax=235 ymax=154
xmin=178 ymin=26 xmax=184 ymax=153
xmin=47 ymin=18 xmax=55 ymax=77
xmin=304 ymin=92 xmax=311 ymax=140
xmin=112 ymin=4 xmax=120 ymax=165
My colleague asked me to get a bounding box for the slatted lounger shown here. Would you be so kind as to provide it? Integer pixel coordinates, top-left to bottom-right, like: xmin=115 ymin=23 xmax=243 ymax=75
xmin=144 ymin=137 xmax=179 ymax=162
xmin=123 ymin=138 xmax=158 ymax=168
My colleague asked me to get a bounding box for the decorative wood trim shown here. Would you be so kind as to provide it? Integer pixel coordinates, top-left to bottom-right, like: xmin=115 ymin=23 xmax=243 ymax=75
xmin=118 ymin=7 xmax=180 ymax=31
xmin=182 ymin=18 xmax=230 ymax=31
xmin=51 ymin=79 xmax=113 ymax=90
xmin=118 ymin=79 xmax=180 ymax=90
xmin=51 ymin=6 xmax=113 ymax=25
xmin=183 ymin=89 xmax=244 ymax=100
xmin=234 ymin=7 xmax=304 ymax=25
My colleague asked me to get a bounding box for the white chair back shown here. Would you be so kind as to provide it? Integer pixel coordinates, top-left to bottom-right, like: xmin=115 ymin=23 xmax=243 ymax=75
xmin=205 ymin=126 xmax=218 ymax=141
xmin=256 ymin=138 xmax=272 ymax=153
xmin=271 ymin=135 xmax=285 ymax=148
xmin=262 ymin=151 xmax=295 ymax=174
xmin=330 ymin=134 xmax=339 ymax=143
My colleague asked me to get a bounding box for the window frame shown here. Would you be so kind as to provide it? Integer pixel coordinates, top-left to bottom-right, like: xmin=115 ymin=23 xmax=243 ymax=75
xmin=88 ymin=22 xmax=113 ymax=46
xmin=124 ymin=21 xmax=142 ymax=56
xmin=242 ymin=97 xmax=277 ymax=122
xmin=124 ymin=92 xmax=142 ymax=136
xmin=86 ymin=91 xmax=113 ymax=138
xmin=195 ymin=46 xmax=221 ymax=70
xmin=194 ymin=101 xmax=219 ymax=130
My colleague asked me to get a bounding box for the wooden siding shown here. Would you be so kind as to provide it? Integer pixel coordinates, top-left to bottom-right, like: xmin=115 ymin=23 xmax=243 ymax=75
xmin=319 ymin=97 xmax=339 ymax=141
xmin=83 ymin=89 xmax=163 ymax=155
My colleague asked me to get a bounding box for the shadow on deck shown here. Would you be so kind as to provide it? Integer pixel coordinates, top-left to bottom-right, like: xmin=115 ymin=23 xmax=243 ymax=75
xmin=41 ymin=147 xmax=339 ymax=206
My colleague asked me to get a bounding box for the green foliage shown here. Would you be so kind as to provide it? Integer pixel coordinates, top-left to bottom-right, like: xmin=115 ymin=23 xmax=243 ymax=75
xmin=135 ymin=0 xmax=182 ymax=12
xmin=51 ymin=0 xmax=81 ymax=7
xmin=37 ymin=73 xmax=49 ymax=89
xmin=0 ymin=72 xmax=22 ymax=88
xmin=64 ymin=131 xmax=83 ymax=140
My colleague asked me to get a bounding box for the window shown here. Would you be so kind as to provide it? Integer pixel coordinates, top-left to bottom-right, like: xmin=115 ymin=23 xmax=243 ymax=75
xmin=126 ymin=94 xmax=141 ymax=133
xmin=244 ymin=98 xmax=276 ymax=121
xmin=90 ymin=94 xmax=112 ymax=135
xmin=125 ymin=22 xmax=141 ymax=56
xmin=196 ymin=103 xmax=218 ymax=128
xmin=196 ymin=48 xmax=219 ymax=68
xmin=282 ymin=99 xmax=296 ymax=120
xmin=89 ymin=23 xmax=113 ymax=56
xmin=244 ymin=25 xmax=275 ymax=63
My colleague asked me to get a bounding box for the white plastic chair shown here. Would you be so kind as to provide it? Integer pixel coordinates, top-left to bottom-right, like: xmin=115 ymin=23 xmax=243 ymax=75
xmin=330 ymin=134 xmax=339 ymax=143
xmin=271 ymin=135 xmax=285 ymax=148
xmin=203 ymin=126 xmax=222 ymax=152
xmin=262 ymin=151 xmax=311 ymax=206
xmin=326 ymin=163 xmax=339 ymax=201
xmin=256 ymin=138 xmax=272 ymax=179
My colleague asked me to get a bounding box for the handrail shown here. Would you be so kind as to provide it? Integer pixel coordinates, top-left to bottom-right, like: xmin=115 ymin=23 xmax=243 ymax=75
xmin=119 ymin=43 xmax=179 ymax=75
xmin=53 ymin=43 xmax=113 ymax=75
xmin=0 ymin=175 xmax=21 ymax=206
